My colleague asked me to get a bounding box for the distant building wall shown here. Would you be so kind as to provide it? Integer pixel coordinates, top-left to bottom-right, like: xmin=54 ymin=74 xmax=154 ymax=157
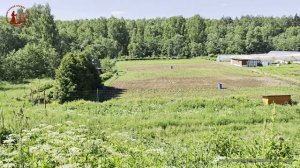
xmin=231 ymin=59 xmax=259 ymax=67
xmin=247 ymin=60 xmax=259 ymax=67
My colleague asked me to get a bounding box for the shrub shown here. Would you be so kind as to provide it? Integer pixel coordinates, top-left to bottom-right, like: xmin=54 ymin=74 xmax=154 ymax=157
xmin=55 ymin=52 xmax=101 ymax=103
xmin=0 ymin=128 xmax=11 ymax=144
xmin=3 ymin=43 xmax=59 ymax=81
xmin=100 ymin=57 xmax=117 ymax=81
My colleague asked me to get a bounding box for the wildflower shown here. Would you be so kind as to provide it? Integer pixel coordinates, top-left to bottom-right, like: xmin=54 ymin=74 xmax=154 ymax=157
xmin=48 ymin=131 xmax=60 ymax=137
xmin=146 ymin=148 xmax=165 ymax=155
xmin=31 ymin=128 xmax=41 ymax=133
xmin=57 ymin=164 xmax=78 ymax=168
xmin=29 ymin=146 xmax=39 ymax=153
xmin=213 ymin=155 xmax=226 ymax=163
xmin=65 ymin=121 xmax=73 ymax=125
xmin=50 ymin=139 xmax=64 ymax=146
xmin=69 ymin=147 xmax=82 ymax=156
xmin=43 ymin=125 xmax=54 ymax=130
xmin=7 ymin=151 xmax=18 ymax=157
xmin=25 ymin=132 xmax=34 ymax=137
xmin=40 ymin=144 xmax=52 ymax=153
xmin=21 ymin=136 xmax=29 ymax=143
xmin=65 ymin=131 xmax=75 ymax=135
xmin=2 ymin=163 xmax=16 ymax=168
xmin=3 ymin=138 xmax=15 ymax=145
xmin=39 ymin=124 xmax=47 ymax=128
xmin=53 ymin=154 xmax=67 ymax=164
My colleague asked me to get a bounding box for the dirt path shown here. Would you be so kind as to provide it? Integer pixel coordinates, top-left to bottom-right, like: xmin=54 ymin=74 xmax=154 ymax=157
xmin=250 ymin=69 xmax=300 ymax=86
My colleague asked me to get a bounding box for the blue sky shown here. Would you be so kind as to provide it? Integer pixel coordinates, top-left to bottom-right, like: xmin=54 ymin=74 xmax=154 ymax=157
xmin=1 ymin=0 xmax=299 ymax=20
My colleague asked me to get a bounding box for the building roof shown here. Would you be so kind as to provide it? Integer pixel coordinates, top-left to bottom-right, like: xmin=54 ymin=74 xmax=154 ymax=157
xmin=231 ymin=58 xmax=259 ymax=61
xmin=268 ymin=51 xmax=300 ymax=56
xmin=217 ymin=51 xmax=300 ymax=62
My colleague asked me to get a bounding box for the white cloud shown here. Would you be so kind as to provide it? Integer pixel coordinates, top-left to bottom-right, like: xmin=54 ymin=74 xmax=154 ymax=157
xmin=111 ymin=11 xmax=127 ymax=18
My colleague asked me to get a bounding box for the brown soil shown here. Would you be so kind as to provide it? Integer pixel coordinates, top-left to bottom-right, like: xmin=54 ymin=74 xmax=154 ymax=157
xmin=111 ymin=76 xmax=288 ymax=90
xmin=125 ymin=63 xmax=224 ymax=72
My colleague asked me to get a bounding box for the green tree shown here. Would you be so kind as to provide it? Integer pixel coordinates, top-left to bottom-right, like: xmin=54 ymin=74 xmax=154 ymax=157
xmin=0 ymin=27 xmax=24 ymax=58
xmin=82 ymin=38 xmax=119 ymax=59
xmin=163 ymin=16 xmax=186 ymax=40
xmin=128 ymin=42 xmax=145 ymax=58
xmin=205 ymin=20 xmax=227 ymax=54
xmin=225 ymin=25 xmax=246 ymax=54
xmin=246 ymin=26 xmax=266 ymax=53
xmin=128 ymin=23 xmax=146 ymax=58
xmin=3 ymin=43 xmax=58 ymax=81
xmin=273 ymin=27 xmax=300 ymax=51
xmin=23 ymin=4 xmax=60 ymax=50
xmin=56 ymin=21 xmax=79 ymax=56
xmin=162 ymin=34 xmax=189 ymax=58
xmin=144 ymin=19 xmax=164 ymax=57
xmin=186 ymin=15 xmax=207 ymax=56
xmin=186 ymin=15 xmax=206 ymax=43
xmin=55 ymin=52 xmax=101 ymax=103
xmin=107 ymin=17 xmax=129 ymax=56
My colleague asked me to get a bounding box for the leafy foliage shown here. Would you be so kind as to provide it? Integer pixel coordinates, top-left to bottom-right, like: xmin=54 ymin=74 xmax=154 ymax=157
xmin=100 ymin=57 xmax=117 ymax=81
xmin=3 ymin=43 xmax=58 ymax=81
xmin=55 ymin=52 xmax=101 ymax=103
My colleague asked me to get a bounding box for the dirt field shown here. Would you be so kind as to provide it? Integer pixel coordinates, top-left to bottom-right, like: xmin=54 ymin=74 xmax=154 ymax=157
xmin=112 ymin=61 xmax=290 ymax=90
xmin=112 ymin=76 xmax=288 ymax=90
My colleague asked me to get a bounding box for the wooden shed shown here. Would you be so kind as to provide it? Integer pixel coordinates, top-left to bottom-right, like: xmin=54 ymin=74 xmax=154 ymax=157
xmin=231 ymin=58 xmax=260 ymax=67
xmin=262 ymin=95 xmax=291 ymax=105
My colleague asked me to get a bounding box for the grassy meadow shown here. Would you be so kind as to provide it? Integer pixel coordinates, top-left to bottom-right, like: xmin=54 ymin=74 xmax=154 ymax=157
xmin=0 ymin=58 xmax=300 ymax=167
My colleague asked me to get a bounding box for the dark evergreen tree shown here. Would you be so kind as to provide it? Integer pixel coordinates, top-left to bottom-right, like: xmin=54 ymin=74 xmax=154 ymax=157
xmin=55 ymin=52 xmax=101 ymax=103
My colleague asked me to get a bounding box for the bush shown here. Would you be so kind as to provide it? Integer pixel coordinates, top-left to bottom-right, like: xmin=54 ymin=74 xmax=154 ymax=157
xmin=100 ymin=57 xmax=117 ymax=81
xmin=0 ymin=128 xmax=11 ymax=144
xmin=3 ymin=43 xmax=59 ymax=81
xmin=55 ymin=52 xmax=101 ymax=103
xmin=28 ymin=80 xmax=55 ymax=104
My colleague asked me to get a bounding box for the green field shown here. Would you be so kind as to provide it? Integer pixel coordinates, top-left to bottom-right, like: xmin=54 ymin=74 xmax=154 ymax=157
xmin=1 ymin=58 xmax=300 ymax=167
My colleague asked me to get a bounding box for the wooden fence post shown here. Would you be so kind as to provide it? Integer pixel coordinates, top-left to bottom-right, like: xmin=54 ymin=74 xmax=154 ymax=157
xmin=30 ymin=89 xmax=33 ymax=106
xmin=97 ymin=88 xmax=99 ymax=101
xmin=44 ymin=91 xmax=46 ymax=109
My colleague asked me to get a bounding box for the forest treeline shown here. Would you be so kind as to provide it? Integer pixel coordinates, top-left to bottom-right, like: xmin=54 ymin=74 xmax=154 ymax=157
xmin=0 ymin=4 xmax=300 ymax=81
xmin=56 ymin=13 xmax=300 ymax=58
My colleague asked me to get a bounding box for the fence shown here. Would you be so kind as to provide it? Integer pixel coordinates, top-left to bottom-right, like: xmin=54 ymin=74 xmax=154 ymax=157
xmin=1 ymin=85 xmax=300 ymax=108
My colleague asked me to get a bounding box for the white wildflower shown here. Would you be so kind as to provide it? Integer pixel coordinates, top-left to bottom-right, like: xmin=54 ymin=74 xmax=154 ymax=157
xmin=53 ymin=154 xmax=67 ymax=164
xmin=7 ymin=151 xmax=18 ymax=157
xmin=31 ymin=128 xmax=41 ymax=133
xmin=2 ymin=163 xmax=16 ymax=168
xmin=57 ymin=164 xmax=78 ymax=168
xmin=79 ymin=125 xmax=86 ymax=128
xmin=21 ymin=136 xmax=29 ymax=143
xmin=65 ymin=131 xmax=75 ymax=135
xmin=39 ymin=124 xmax=47 ymax=128
xmin=75 ymin=128 xmax=88 ymax=133
xmin=26 ymin=132 xmax=33 ymax=137
xmin=146 ymin=148 xmax=165 ymax=155
xmin=29 ymin=146 xmax=39 ymax=153
xmin=3 ymin=138 xmax=15 ymax=145
xmin=40 ymin=144 xmax=52 ymax=153
xmin=22 ymin=129 xmax=30 ymax=133
xmin=48 ymin=131 xmax=59 ymax=138
xmin=69 ymin=147 xmax=82 ymax=156
xmin=65 ymin=121 xmax=73 ymax=125
xmin=50 ymin=139 xmax=64 ymax=146
xmin=214 ymin=155 xmax=226 ymax=163
xmin=43 ymin=125 xmax=54 ymax=130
